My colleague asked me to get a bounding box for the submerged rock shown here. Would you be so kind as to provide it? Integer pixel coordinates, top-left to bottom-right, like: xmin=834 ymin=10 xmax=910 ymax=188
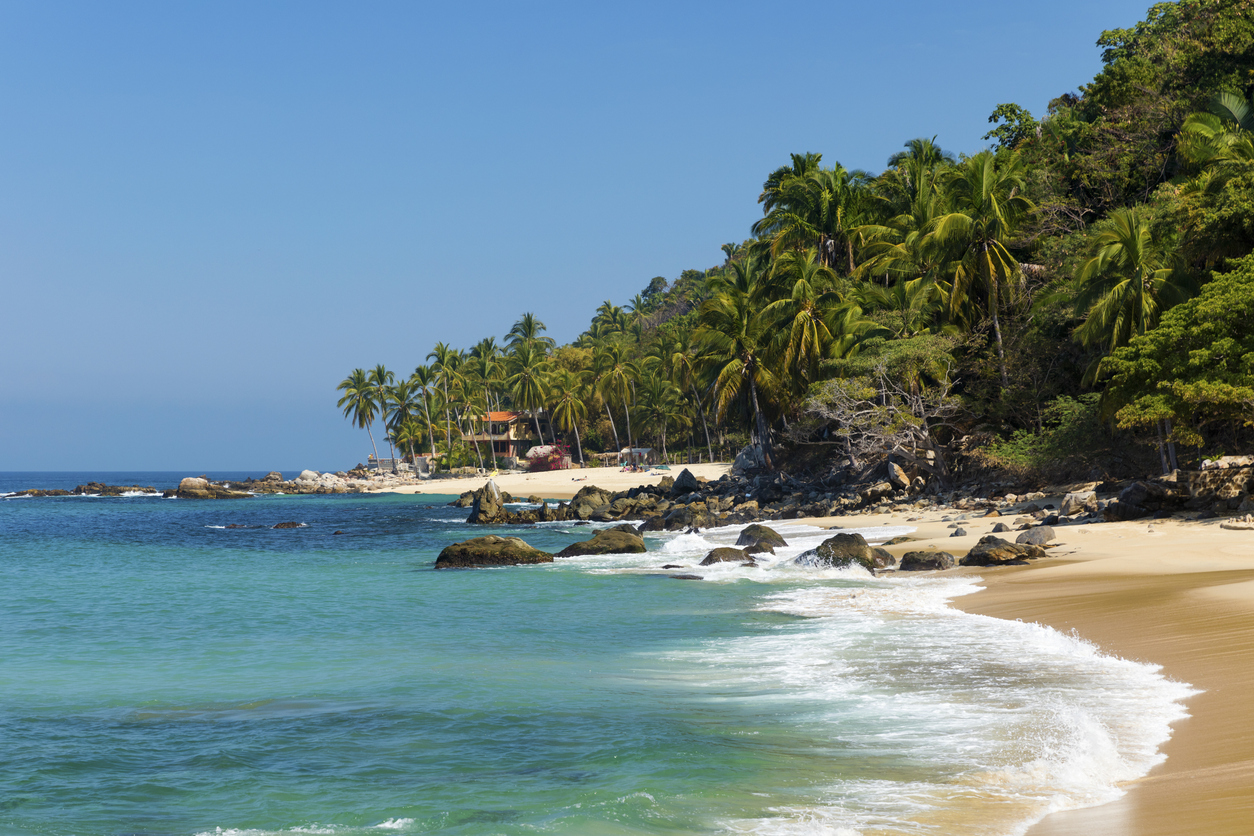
xmin=735 ymin=523 xmax=787 ymax=555
xmin=435 ymin=536 xmax=553 ymax=569
xmin=794 ymin=533 xmax=875 ymax=571
xmin=272 ymin=521 xmax=306 ymax=529
xmin=699 ymin=547 xmax=751 ymax=566
xmin=554 ymin=527 xmax=647 ymax=557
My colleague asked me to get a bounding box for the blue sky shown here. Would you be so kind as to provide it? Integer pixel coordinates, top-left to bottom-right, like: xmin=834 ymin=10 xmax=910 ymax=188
xmin=1 ymin=0 xmax=1151 ymax=471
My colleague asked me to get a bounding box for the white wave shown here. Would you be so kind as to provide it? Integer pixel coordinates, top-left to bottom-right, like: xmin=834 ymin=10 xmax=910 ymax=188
xmin=373 ymin=820 xmax=414 ymax=830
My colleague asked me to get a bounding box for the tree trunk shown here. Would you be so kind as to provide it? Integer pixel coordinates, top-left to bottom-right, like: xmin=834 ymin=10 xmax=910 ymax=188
xmin=366 ymin=423 xmax=380 ymax=472
xmin=748 ymin=373 xmax=773 ymax=470
xmin=604 ymin=402 xmax=620 ymax=452
xmin=456 ymin=406 xmax=484 ymax=470
xmin=1156 ymin=420 xmax=1170 ymax=475
xmin=1165 ymin=418 xmax=1178 ymax=471
xmin=422 ymin=396 xmax=437 ymax=460
xmin=532 ymin=409 xmax=545 ymax=447
xmin=692 ymin=383 xmax=714 ymax=463
xmin=573 ymin=422 xmax=584 ymax=465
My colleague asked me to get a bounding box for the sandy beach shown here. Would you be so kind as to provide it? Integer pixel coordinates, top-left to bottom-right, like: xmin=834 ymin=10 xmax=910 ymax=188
xmin=798 ymin=504 xmax=1254 ymax=835
xmin=368 ymin=463 xmax=732 ymax=500
xmin=387 ymin=470 xmax=1254 ymax=831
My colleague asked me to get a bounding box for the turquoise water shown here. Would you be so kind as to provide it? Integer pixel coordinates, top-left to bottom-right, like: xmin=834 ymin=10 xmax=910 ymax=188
xmin=0 ymin=475 xmax=1194 ymax=835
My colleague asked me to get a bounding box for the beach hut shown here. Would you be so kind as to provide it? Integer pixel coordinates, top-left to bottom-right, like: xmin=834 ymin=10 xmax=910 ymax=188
xmin=621 ymin=447 xmax=659 ymax=467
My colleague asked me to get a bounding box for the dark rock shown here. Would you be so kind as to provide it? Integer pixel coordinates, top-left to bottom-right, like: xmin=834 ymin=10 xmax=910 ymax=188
xmin=959 ymin=535 xmax=1047 ymax=567
xmin=671 ymin=468 xmax=700 ymax=495
xmin=882 ymin=535 xmax=913 ymax=546
xmin=668 ymin=574 xmax=703 ymax=580
xmin=870 ymin=547 xmax=896 ymax=569
xmin=794 ymin=533 xmax=875 ymax=571
xmin=272 ymin=521 xmax=306 ymax=529
xmin=735 ymin=523 xmax=788 ymax=555
xmin=660 ymin=564 xmax=683 ymax=569
xmin=638 ymin=516 xmax=667 ymax=532
xmin=992 ymin=522 xmax=1010 ymax=533
xmin=951 ymin=527 xmax=967 ymax=537
xmin=700 ymin=547 xmax=751 ymax=566
xmin=899 ymin=551 xmax=956 ymax=571
xmin=435 ymin=536 xmax=554 ymax=568
xmin=1015 ymin=526 xmax=1056 ymax=546
xmin=332 ymin=530 xmax=345 ymax=535
xmin=224 ymin=524 xmax=248 ymax=529
xmin=555 ymin=528 xmax=647 ymax=557
xmin=467 ymin=480 xmax=507 ymax=524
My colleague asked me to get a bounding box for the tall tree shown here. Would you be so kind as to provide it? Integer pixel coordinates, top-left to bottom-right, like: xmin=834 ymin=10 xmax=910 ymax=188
xmin=928 ymin=150 xmax=1035 ymax=387
xmin=548 ymin=369 xmax=588 ymax=464
xmin=368 ymin=365 xmax=396 ymax=468
xmin=506 ymin=343 xmax=551 ymax=446
xmin=336 ymin=368 xmax=381 ymax=471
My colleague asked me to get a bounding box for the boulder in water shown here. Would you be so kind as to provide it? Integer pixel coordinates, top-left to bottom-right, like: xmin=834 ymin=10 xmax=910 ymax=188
xmin=735 ymin=523 xmax=787 ymax=555
xmin=555 ymin=527 xmax=647 ymax=557
xmin=699 ymin=547 xmax=751 ymax=566
xmin=794 ymin=533 xmax=875 ymax=571
xmin=435 ymin=536 xmax=553 ymax=569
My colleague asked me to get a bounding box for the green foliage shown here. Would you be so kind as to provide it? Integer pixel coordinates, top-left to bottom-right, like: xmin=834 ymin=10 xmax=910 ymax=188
xmin=981 ymin=394 xmax=1105 ymax=475
xmin=984 ymin=103 xmax=1038 ymax=150
xmin=1103 ymin=254 xmax=1254 ymax=446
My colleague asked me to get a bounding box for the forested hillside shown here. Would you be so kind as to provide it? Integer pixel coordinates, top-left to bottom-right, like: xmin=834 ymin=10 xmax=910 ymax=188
xmin=340 ymin=0 xmax=1254 ymax=486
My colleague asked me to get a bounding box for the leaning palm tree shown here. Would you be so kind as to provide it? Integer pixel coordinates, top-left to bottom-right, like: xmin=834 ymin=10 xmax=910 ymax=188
xmin=336 ymin=368 xmax=381 ymax=470
xmin=927 ymin=149 xmax=1035 ymax=387
xmin=409 ymin=364 xmax=440 ymax=459
xmin=426 ymin=343 xmax=461 ymax=459
xmin=696 ymin=255 xmax=779 ymax=469
xmin=368 ymin=365 xmax=395 ymax=468
xmin=548 ymin=369 xmax=589 ymax=464
xmin=506 ymin=343 xmax=551 ymax=445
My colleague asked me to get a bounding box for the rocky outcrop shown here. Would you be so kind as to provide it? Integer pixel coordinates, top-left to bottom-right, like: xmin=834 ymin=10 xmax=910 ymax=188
xmin=959 ymin=535 xmax=1047 ymax=567
xmin=735 ymin=523 xmax=787 ymax=555
xmin=271 ymin=521 xmax=306 ymax=529
xmin=167 ymin=477 xmax=252 ymax=499
xmin=555 ymin=527 xmax=647 ymax=557
xmin=1015 ymin=526 xmax=1056 ymax=546
xmin=699 ymin=547 xmax=752 ymax=566
xmin=467 ymin=480 xmax=508 ymax=524
xmin=671 ymin=468 xmax=700 ymax=495
xmin=434 ymin=536 xmax=554 ymax=568
xmin=794 ymin=533 xmax=876 ymax=571
xmin=899 ymin=551 xmax=956 ymax=571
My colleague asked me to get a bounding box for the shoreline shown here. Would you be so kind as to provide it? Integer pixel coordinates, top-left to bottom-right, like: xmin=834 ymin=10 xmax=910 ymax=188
xmin=795 ymin=506 xmax=1254 ymax=835
xmin=367 ymin=462 xmax=734 ymax=500
xmin=390 ymin=471 xmax=1254 ymax=831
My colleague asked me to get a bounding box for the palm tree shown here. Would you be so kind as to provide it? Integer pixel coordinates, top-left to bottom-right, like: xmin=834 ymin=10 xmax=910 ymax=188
xmin=857 ymin=276 xmax=947 ymax=338
xmin=760 ymin=249 xmax=856 ymax=393
xmin=410 ymin=364 xmax=440 ymax=460
xmin=634 ymin=376 xmax=688 ymax=460
xmin=928 ymin=150 xmax=1035 ymax=387
xmin=506 ymin=312 xmax=556 ymax=351
xmin=593 ymin=341 xmax=640 ymax=452
xmin=696 ymin=255 xmax=778 ymax=469
xmin=668 ymin=329 xmax=715 ymax=462
xmin=1075 ymin=207 xmax=1193 ymax=365
xmin=506 ymin=343 xmax=551 ymax=446
xmin=368 ymin=365 xmax=395 ymax=468
xmin=549 ymin=369 xmax=588 ymax=464
xmin=754 ymin=163 xmax=872 ymax=273
xmin=389 ymin=414 xmax=425 ymax=474
xmin=426 ymin=343 xmax=461 ymax=459
xmin=336 ymin=368 xmax=381 ymax=470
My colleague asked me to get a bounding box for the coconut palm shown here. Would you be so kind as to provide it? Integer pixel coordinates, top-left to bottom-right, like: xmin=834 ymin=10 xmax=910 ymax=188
xmin=548 ymin=369 xmax=588 ymax=464
xmin=409 ymin=364 xmax=440 ymax=460
xmin=1075 ymin=207 xmax=1194 ymax=367
xmin=336 ymin=368 xmax=381 ymax=470
xmin=696 ymin=255 xmax=779 ymax=469
xmin=633 ymin=376 xmax=688 ymax=459
xmin=426 ymin=343 xmax=461 ymax=458
xmin=593 ymin=341 xmax=640 ymax=452
xmin=754 ymin=164 xmax=872 ymax=273
xmin=927 ymin=150 xmax=1035 ymax=387
xmin=506 ymin=312 xmax=556 ymax=351
xmin=506 ymin=343 xmax=551 ymax=445
xmin=667 ymin=328 xmax=715 ymax=462
xmin=760 ymin=249 xmax=856 ymax=392
xmin=367 ymin=365 xmax=396 ymax=468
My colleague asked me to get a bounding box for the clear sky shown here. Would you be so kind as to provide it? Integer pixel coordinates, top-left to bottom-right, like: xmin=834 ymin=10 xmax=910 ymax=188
xmin=1 ymin=0 xmax=1152 ymax=472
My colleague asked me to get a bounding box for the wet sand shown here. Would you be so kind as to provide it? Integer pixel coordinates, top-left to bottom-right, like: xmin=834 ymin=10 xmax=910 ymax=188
xmin=807 ymin=506 xmax=1254 ymax=834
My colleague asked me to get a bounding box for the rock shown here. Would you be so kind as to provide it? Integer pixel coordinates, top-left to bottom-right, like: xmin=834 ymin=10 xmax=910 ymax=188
xmin=671 ymin=468 xmax=700 ymax=495
xmin=332 ymin=530 xmax=345 ymax=535
xmin=735 ymin=523 xmax=788 ymax=555
xmin=467 ymin=480 xmax=507 ymax=524
xmin=732 ymin=444 xmax=765 ymax=476
xmin=870 ymin=547 xmax=896 ymax=569
xmin=296 ymin=470 xmax=320 ymax=483
xmin=668 ymin=574 xmax=704 ymax=581
xmin=638 ymin=516 xmax=667 ymax=532
xmin=959 ymin=535 xmax=1047 ymax=567
xmin=862 ymin=482 xmax=895 ymax=504
xmin=1060 ymin=491 xmax=1095 ymax=517
xmin=1220 ymin=514 xmax=1254 ymax=530
xmin=992 ymin=522 xmax=1010 ymax=533
xmin=660 ymin=564 xmax=684 ymax=569
xmin=264 ymin=471 xmax=283 ymax=482
xmin=951 ymin=527 xmax=967 ymax=537
xmin=662 ymin=503 xmax=714 ymax=531
xmin=887 ymin=461 xmax=909 ymax=490
xmin=554 ymin=528 xmax=647 ymax=557
xmin=794 ymin=533 xmax=875 ymax=571
xmin=1015 ymin=526 xmax=1056 ymax=546
xmin=434 ymin=536 xmax=554 ymax=568
xmin=526 ymin=494 xmax=543 ymax=505
xmin=657 ymin=475 xmax=675 ymax=492
xmin=899 ymin=551 xmax=956 ymax=571
xmin=882 ymin=535 xmax=912 ymax=546
xmin=170 ymin=477 xmax=252 ymax=499
xmin=700 ymin=547 xmax=751 ymax=565
xmin=272 ymin=521 xmax=306 ymax=529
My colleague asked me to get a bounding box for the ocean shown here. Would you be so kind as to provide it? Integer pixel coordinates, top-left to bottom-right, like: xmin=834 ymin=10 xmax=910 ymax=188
xmin=0 ymin=473 xmax=1194 ymax=836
